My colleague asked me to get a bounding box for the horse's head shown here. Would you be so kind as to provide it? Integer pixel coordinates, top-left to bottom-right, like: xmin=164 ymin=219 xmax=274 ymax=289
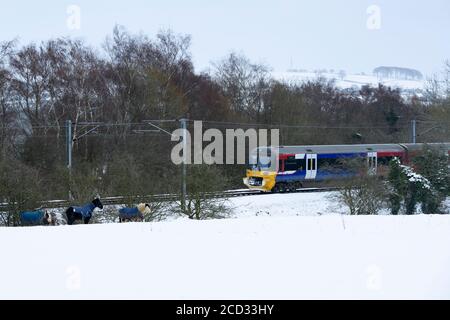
xmin=42 ymin=211 xmax=55 ymax=226
xmin=137 ymin=203 xmax=151 ymax=216
xmin=92 ymin=197 xmax=103 ymax=210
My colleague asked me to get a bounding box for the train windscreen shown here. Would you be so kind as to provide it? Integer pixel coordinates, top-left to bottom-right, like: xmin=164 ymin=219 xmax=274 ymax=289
xmin=248 ymin=155 xmax=273 ymax=171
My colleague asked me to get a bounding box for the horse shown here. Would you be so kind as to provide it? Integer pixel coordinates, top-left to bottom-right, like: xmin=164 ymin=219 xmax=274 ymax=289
xmin=66 ymin=197 xmax=103 ymax=225
xmin=20 ymin=210 xmax=55 ymax=226
xmin=118 ymin=203 xmax=150 ymax=222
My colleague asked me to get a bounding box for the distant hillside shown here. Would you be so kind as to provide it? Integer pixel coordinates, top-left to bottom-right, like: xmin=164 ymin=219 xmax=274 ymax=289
xmin=272 ymin=70 xmax=425 ymax=97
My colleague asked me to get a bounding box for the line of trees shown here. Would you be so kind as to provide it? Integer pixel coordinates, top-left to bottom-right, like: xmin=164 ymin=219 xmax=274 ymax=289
xmin=374 ymin=66 xmax=423 ymax=81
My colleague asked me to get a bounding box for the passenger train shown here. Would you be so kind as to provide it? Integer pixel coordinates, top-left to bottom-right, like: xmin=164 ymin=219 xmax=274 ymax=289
xmin=243 ymin=143 xmax=450 ymax=192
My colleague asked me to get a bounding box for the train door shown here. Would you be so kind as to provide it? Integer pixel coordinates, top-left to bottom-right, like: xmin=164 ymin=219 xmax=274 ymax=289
xmin=305 ymin=154 xmax=317 ymax=179
xmin=367 ymin=152 xmax=377 ymax=175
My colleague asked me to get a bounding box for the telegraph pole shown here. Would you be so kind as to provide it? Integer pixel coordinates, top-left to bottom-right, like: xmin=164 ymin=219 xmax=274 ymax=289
xmin=66 ymin=120 xmax=72 ymax=170
xmin=66 ymin=120 xmax=73 ymax=200
xmin=180 ymin=118 xmax=188 ymax=212
xmin=411 ymin=119 xmax=416 ymax=144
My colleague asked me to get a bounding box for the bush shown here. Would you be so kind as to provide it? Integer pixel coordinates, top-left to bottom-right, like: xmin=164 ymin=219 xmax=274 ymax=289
xmin=175 ymin=165 xmax=231 ymax=220
xmin=330 ymin=158 xmax=387 ymax=215
xmin=412 ymin=146 xmax=450 ymax=214
xmin=387 ymin=153 xmax=446 ymax=215
xmin=333 ymin=176 xmax=387 ymax=215
xmin=0 ymin=158 xmax=43 ymax=226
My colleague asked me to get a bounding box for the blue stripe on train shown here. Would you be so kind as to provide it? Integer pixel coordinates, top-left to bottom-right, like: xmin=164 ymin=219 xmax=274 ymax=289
xmin=276 ymin=169 xmax=355 ymax=182
xmin=276 ymin=170 xmax=306 ymax=182
xmin=275 ymin=152 xmax=364 ymax=182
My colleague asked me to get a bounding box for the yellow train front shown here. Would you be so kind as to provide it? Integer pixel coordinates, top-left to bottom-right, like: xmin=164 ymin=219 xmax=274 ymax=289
xmin=243 ymin=147 xmax=278 ymax=192
xmin=243 ymin=169 xmax=277 ymax=192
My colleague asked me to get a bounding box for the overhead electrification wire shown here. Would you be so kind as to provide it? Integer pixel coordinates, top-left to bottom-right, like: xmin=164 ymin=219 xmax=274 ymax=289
xmin=22 ymin=119 xmax=450 ymax=131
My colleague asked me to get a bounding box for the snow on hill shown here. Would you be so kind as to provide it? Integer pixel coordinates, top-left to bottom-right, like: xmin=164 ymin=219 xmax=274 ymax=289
xmin=1 ymin=192 xmax=449 ymax=299
xmin=272 ymin=71 xmax=425 ymax=94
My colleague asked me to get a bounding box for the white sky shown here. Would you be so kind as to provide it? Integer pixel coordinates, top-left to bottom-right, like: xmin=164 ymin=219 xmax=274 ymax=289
xmin=0 ymin=0 xmax=449 ymax=76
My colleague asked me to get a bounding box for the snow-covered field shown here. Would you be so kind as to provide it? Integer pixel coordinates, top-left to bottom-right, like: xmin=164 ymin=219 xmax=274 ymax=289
xmin=272 ymin=71 xmax=424 ymax=93
xmin=231 ymin=191 xmax=341 ymax=218
xmin=1 ymin=192 xmax=450 ymax=299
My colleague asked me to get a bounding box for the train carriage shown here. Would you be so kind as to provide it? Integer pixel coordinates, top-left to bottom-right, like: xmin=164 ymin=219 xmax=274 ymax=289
xmin=243 ymin=143 xmax=450 ymax=192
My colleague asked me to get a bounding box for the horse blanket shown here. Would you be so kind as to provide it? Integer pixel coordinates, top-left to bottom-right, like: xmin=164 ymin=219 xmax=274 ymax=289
xmin=72 ymin=203 xmax=96 ymax=218
xmin=20 ymin=210 xmax=45 ymax=224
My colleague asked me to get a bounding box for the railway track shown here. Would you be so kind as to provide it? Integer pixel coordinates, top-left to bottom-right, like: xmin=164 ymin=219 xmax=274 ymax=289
xmin=0 ymin=187 xmax=339 ymax=210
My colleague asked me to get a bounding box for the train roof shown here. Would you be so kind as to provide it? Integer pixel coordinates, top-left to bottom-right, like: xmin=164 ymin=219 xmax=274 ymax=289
xmin=401 ymin=143 xmax=450 ymax=152
xmin=272 ymin=144 xmax=405 ymax=154
xmin=256 ymin=143 xmax=450 ymax=155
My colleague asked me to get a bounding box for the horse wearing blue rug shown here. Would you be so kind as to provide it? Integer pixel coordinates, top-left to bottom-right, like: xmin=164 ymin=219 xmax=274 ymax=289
xmin=119 ymin=203 xmax=150 ymax=222
xmin=20 ymin=210 xmax=54 ymax=226
xmin=66 ymin=197 xmax=103 ymax=225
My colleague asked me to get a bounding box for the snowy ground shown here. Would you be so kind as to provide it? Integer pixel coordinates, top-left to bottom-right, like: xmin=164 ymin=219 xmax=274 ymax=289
xmin=272 ymin=71 xmax=424 ymax=94
xmin=230 ymin=191 xmax=341 ymax=218
xmin=1 ymin=192 xmax=450 ymax=299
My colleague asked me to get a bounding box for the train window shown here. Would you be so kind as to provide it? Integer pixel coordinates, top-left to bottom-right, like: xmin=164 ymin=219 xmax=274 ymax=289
xmin=248 ymin=156 xmax=272 ymax=170
xmin=278 ymin=159 xmax=284 ymax=172
xmin=283 ymin=156 xmax=300 ymax=171
xmin=258 ymin=149 xmax=271 ymax=158
xmin=378 ymin=156 xmax=393 ymax=166
xmin=279 ymin=156 xmax=305 ymax=171
xmin=285 ymin=160 xmax=297 ymax=171
xmin=307 ymin=158 xmax=316 ymax=171
xmin=297 ymin=159 xmax=305 ymax=171
xmin=371 ymin=157 xmax=377 ymax=168
xmin=258 ymin=156 xmax=271 ymax=169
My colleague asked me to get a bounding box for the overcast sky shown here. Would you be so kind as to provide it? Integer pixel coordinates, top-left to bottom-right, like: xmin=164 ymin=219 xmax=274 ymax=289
xmin=0 ymin=0 xmax=449 ymax=76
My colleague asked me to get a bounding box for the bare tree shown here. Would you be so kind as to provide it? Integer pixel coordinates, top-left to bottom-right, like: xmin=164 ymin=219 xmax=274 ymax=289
xmin=9 ymin=44 xmax=51 ymax=129
xmin=213 ymin=52 xmax=272 ymax=120
xmin=0 ymin=41 xmax=17 ymax=157
xmin=104 ymin=26 xmax=194 ymax=124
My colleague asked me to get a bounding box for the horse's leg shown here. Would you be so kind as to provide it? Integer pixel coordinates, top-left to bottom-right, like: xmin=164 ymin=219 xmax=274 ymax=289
xmin=66 ymin=209 xmax=74 ymax=225
xmin=84 ymin=216 xmax=91 ymax=224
